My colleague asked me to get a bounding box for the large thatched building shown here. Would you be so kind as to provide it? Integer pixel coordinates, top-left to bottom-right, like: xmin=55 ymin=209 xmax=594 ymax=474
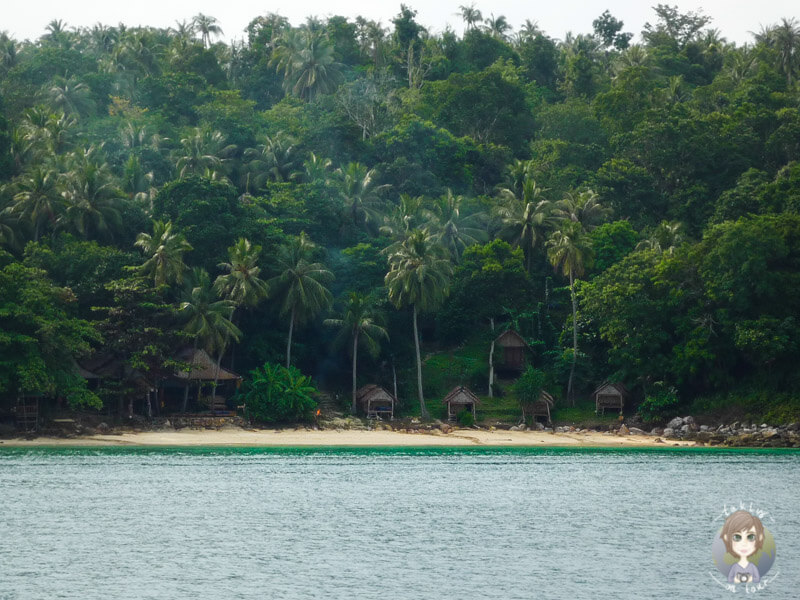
xmin=593 ymin=383 xmax=628 ymax=415
xmin=356 ymin=384 xmax=395 ymax=420
xmin=443 ymin=386 xmax=480 ymax=422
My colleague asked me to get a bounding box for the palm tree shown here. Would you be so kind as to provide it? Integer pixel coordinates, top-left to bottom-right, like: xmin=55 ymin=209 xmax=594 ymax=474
xmin=324 ymin=292 xmax=389 ymax=414
xmin=11 ymin=166 xmax=63 ymax=241
xmin=380 ymin=193 xmax=425 ymax=243
xmin=48 ymin=77 xmax=94 ymax=116
xmin=495 ymin=177 xmax=552 ymax=271
xmin=244 ymin=132 xmax=300 ymax=187
xmin=335 ymin=162 xmax=391 ymax=233
xmin=270 ymin=28 xmax=344 ymax=101
xmin=268 ymin=233 xmax=334 ymax=367
xmin=135 ymin=220 xmax=193 ymax=287
xmin=192 ymin=13 xmax=223 ymax=49
xmin=636 ymin=221 xmax=684 ymax=255
xmin=179 ymin=268 xmax=241 ymax=411
xmin=60 ymin=148 xmax=125 ymax=241
xmin=174 ymin=128 xmax=236 ymax=180
xmin=385 ymin=230 xmax=453 ymax=418
xmin=215 ymin=238 xmax=270 ymax=311
xmin=484 ymin=14 xmax=511 ymax=40
xmin=303 ymin=152 xmax=333 ymax=184
xmin=552 ymin=189 xmax=611 ymax=231
xmin=769 ymin=18 xmax=800 ymax=85
xmin=546 ymin=220 xmax=593 ymax=404
xmin=458 ymin=4 xmax=483 ymax=31
xmin=428 ymin=189 xmax=487 ymax=262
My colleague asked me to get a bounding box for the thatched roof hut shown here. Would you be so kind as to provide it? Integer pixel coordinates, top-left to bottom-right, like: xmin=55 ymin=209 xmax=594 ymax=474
xmin=593 ymin=383 xmax=628 ymax=415
xmin=443 ymin=386 xmax=480 ymax=422
xmin=357 ymin=384 xmax=395 ymax=420
xmin=494 ymin=329 xmax=528 ymax=371
xmin=521 ymin=390 xmax=554 ymax=423
xmin=174 ymin=348 xmax=241 ymax=381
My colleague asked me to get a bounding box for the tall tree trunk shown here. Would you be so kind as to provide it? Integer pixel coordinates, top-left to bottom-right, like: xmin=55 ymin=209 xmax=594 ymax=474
xmin=351 ymin=329 xmax=359 ymax=415
xmin=412 ymin=305 xmax=427 ymax=418
xmin=286 ymin=307 xmax=295 ymax=368
xmin=213 ymin=333 xmax=228 ymax=396
xmin=567 ymin=271 xmax=577 ymax=406
xmin=230 ymin=311 xmax=240 ymax=372
xmin=182 ymin=337 xmax=198 ymax=413
xmin=392 ymin=360 xmax=397 ymax=404
xmin=488 ymin=317 xmax=495 ymax=398
xmin=146 ymin=388 xmax=152 ymax=418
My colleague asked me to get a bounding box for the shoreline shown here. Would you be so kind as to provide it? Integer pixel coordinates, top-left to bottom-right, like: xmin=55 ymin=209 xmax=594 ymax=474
xmin=0 ymin=427 xmax=708 ymax=448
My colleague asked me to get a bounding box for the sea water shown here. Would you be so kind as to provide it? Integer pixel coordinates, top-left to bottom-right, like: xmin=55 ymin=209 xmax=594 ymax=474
xmin=1 ymin=447 xmax=798 ymax=599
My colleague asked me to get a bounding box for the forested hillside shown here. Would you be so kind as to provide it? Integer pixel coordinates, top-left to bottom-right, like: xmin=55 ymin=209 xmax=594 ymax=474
xmin=2 ymin=5 xmax=800 ymax=421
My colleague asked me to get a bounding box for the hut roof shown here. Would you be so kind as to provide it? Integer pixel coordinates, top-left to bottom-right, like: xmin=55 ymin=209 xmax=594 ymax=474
xmin=592 ymin=382 xmax=629 ymax=398
xmin=77 ymin=354 xmax=150 ymax=388
xmin=174 ymin=348 xmax=241 ymax=381
xmin=539 ymin=391 xmax=555 ymax=406
xmin=442 ymin=386 xmax=481 ymax=406
xmin=495 ymin=329 xmax=528 ymax=348
xmin=357 ymin=385 xmax=394 ymax=404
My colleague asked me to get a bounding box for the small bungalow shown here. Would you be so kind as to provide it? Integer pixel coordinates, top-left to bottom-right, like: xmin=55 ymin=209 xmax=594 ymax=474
xmin=521 ymin=390 xmax=554 ymax=424
xmin=593 ymin=383 xmax=628 ymax=415
xmin=443 ymin=386 xmax=480 ymax=422
xmin=494 ymin=330 xmax=528 ymax=373
xmin=356 ymin=385 xmax=395 ymax=420
xmin=171 ymin=348 xmax=241 ymax=412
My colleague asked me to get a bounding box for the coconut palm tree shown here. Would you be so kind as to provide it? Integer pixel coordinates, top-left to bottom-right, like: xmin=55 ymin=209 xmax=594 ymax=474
xmin=192 ymin=14 xmax=223 ymax=49
xmin=484 ymin=14 xmax=511 ymax=40
xmin=244 ymin=132 xmax=300 ymax=187
xmin=270 ymin=28 xmax=344 ymax=101
xmin=428 ymin=189 xmax=487 ymax=262
xmin=48 ymin=77 xmax=94 ymax=117
xmin=11 ymin=166 xmax=63 ymax=242
xmin=174 ymin=128 xmax=236 ymax=180
xmin=60 ymin=148 xmax=126 ymax=241
xmin=385 ymin=230 xmax=453 ymax=418
xmin=635 ymin=221 xmax=684 ymax=255
xmin=324 ymin=292 xmax=389 ymax=414
xmin=769 ymin=18 xmax=800 ymax=86
xmin=179 ymin=267 xmax=241 ymax=411
xmin=380 ymin=193 xmax=425 ymax=244
xmin=334 ymin=162 xmax=391 ymax=233
xmin=458 ymin=5 xmax=483 ymax=31
xmin=552 ymin=189 xmax=611 ymax=231
xmin=135 ymin=220 xmax=193 ymax=287
xmin=268 ymin=233 xmax=334 ymax=367
xmin=495 ymin=177 xmax=552 ymax=271
xmin=546 ymin=220 xmax=593 ymax=404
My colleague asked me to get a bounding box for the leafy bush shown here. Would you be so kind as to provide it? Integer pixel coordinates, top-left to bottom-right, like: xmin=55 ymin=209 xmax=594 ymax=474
xmin=457 ymin=409 xmax=475 ymax=427
xmin=240 ymin=363 xmax=317 ymax=424
xmin=513 ymin=366 xmax=547 ymax=405
xmin=638 ymin=383 xmax=680 ymax=423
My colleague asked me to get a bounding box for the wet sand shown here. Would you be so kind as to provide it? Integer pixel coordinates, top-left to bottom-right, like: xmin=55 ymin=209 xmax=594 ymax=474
xmin=0 ymin=428 xmax=696 ymax=448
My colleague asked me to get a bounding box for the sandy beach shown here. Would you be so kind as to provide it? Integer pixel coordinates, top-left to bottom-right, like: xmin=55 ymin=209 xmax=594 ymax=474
xmin=0 ymin=427 xmax=698 ymax=448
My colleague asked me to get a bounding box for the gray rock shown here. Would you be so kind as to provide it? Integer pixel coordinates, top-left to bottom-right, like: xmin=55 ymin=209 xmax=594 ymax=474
xmin=663 ymin=427 xmax=676 ymax=437
xmin=787 ymin=422 xmax=799 ymax=431
xmin=534 ymin=422 xmax=545 ymax=431
xmin=667 ymin=417 xmax=684 ymax=430
xmin=761 ymin=423 xmax=768 ymax=429
xmin=618 ymin=424 xmax=630 ymax=435
xmin=650 ymin=427 xmax=663 ymax=436
xmin=628 ymin=427 xmax=646 ymax=435
xmin=510 ymin=425 xmax=521 ymax=432
xmin=700 ymin=425 xmax=710 ymax=432
xmin=684 ymin=416 xmax=696 ymax=426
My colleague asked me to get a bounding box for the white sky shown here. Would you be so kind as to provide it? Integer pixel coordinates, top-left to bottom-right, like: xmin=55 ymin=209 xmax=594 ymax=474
xmin=5 ymin=1 xmax=798 ymax=45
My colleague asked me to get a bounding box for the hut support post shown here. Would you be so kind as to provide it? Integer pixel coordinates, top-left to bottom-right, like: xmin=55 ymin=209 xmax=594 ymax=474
xmin=488 ymin=318 xmax=495 ymax=398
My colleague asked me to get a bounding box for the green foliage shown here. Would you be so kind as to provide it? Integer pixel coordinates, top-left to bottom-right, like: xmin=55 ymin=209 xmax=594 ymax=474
xmin=514 ymin=366 xmax=546 ymax=405
xmin=638 ymin=383 xmax=681 ymax=423
xmin=240 ymin=362 xmax=317 ymax=423
xmin=457 ymin=408 xmax=475 ymax=427
xmin=0 ymin=255 xmax=101 ymax=408
xmin=590 ymin=221 xmax=638 ymax=273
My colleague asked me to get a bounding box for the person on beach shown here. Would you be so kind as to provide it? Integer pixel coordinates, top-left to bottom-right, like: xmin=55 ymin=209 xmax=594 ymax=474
xmin=722 ymin=510 xmax=764 ymax=584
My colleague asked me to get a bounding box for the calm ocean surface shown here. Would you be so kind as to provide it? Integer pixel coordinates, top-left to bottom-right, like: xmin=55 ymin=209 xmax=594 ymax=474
xmin=1 ymin=447 xmax=799 ymax=599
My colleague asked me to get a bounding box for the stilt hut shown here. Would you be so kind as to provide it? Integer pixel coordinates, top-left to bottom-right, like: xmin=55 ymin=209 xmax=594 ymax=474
xmin=443 ymin=386 xmax=480 ymax=422
xmin=357 ymin=385 xmax=395 ymax=420
xmin=521 ymin=390 xmax=554 ymax=423
xmin=593 ymin=383 xmax=628 ymax=415
xmin=494 ymin=330 xmax=528 ymax=373
xmin=173 ymin=348 xmax=241 ymax=412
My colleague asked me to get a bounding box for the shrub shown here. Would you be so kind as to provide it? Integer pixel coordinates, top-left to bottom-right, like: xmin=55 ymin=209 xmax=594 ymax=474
xmin=638 ymin=383 xmax=680 ymax=423
xmin=240 ymin=363 xmax=317 ymax=424
xmin=457 ymin=409 xmax=475 ymax=427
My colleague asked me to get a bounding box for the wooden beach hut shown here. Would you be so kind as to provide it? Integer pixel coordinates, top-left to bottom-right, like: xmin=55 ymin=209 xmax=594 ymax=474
xmin=521 ymin=390 xmax=554 ymax=423
xmin=494 ymin=330 xmax=528 ymax=373
xmin=443 ymin=386 xmax=480 ymax=422
xmin=593 ymin=383 xmax=628 ymax=415
xmin=356 ymin=385 xmax=395 ymax=420
xmin=173 ymin=348 xmax=242 ymax=412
